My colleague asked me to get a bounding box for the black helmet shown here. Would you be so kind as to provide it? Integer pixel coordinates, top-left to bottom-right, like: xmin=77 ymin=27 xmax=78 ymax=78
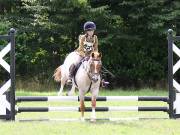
xmin=83 ymin=21 xmax=96 ymax=31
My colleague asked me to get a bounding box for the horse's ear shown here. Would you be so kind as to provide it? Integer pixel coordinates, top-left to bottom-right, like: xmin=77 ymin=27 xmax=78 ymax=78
xmin=98 ymin=52 xmax=102 ymax=58
xmin=91 ymin=52 xmax=95 ymax=58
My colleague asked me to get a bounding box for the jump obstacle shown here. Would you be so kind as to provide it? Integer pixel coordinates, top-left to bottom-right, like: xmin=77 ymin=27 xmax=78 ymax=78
xmin=0 ymin=28 xmax=180 ymax=120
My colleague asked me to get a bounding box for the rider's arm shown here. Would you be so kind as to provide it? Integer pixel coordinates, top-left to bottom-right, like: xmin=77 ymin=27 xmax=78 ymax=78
xmin=76 ymin=35 xmax=86 ymax=56
xmin=79 ymin=35 xmax=85 ymax=50
xmin=94 ymin=35 xmax=98 ymax=52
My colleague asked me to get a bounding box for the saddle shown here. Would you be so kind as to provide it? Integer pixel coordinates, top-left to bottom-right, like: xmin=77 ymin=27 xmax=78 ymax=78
xmin=72 ymin=57 xmax=90 ymax=77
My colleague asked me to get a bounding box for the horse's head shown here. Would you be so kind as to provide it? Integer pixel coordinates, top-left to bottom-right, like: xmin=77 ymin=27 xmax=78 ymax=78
xmin=87 ymin=52 xmax=102 ymax=83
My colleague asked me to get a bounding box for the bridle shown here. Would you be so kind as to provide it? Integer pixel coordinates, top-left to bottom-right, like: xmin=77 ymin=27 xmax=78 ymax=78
xmin=84 ymin=58 xmax=102 ymax=83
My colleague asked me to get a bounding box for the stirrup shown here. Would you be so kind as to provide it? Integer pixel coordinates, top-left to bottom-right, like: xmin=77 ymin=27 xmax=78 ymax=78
xmin=67 ymin=78 xmax=72 ymax=84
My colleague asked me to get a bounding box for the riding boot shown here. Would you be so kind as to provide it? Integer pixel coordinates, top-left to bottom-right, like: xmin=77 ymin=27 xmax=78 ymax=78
xmin=101 ymin=79 xmax=110 ymax=87
xmin=67 ymin=64 xmax=76 ymax=84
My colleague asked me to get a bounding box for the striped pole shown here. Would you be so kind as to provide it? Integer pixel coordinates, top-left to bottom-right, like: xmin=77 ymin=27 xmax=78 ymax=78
xmin=16 ymin=96 xmax=168 ymax=102
xmin=17 ymin=106 xmax=168 ymax=113
xmin=17 ymin=117 xmax=141 ymax=122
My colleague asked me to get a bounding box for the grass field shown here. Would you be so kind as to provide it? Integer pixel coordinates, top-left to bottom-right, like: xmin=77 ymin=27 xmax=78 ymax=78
xmin=1 ymin=88 xmax=180 ymax=135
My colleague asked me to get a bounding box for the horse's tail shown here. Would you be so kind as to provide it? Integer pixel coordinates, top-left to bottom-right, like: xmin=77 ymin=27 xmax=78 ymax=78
xmin=53 ymin=66 xmax=61 ymax=82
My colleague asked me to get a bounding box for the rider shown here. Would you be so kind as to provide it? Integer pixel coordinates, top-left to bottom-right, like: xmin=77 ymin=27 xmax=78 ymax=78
xmin=67 ymin=21 xmax=98 ymax=83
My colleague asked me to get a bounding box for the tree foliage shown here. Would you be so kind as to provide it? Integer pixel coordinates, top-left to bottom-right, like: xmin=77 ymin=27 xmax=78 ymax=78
xmin=0 ymin=0 xmax=180 ymax=88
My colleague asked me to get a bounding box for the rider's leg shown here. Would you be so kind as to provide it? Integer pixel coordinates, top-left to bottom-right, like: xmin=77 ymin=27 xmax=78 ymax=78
xmin=67 ymin=55 xmax=84 ymax=84
xmin=100 ymin=74 xmax=109 ymax=88
xmin=67 ymin=64 xmax=76 ymax=83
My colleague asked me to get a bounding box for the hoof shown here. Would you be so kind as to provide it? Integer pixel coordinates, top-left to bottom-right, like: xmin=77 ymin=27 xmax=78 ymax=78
xmin=67 ymin=92 xmax=73 ymax=96
xmin=57 ymin=92 xmax=62 ymax=96
xmin=81 ymin=117 xmax=85 ymax=122
xmin=90 ymin=118 xmax=96 ymax=122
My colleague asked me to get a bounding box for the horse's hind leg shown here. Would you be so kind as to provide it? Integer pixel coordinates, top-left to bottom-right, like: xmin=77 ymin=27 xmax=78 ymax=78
xmin=67 ymin=83 xmax=76 ymax=96
xmin=57 ymin=77 xmax=66 ymax=96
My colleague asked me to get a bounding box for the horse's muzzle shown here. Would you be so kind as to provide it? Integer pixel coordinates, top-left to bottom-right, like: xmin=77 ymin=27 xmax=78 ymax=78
xmin=91 ymin=74 xmax=99 ymax=83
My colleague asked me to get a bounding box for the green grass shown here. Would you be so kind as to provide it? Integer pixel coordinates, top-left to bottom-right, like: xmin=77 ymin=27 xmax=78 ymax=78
xmin=1 ymin=88 xmax=180 ymax=135
xmin=16 ymin=88 xmax=168 ymax=96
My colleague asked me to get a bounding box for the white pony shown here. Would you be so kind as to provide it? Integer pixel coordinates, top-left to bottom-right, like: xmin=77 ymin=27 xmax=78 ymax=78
xmin=54 ymin=52 xmax=102 ymax=121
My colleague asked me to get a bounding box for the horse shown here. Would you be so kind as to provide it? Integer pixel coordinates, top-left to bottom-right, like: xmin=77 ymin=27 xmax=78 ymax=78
xmin=53 ymin=52 xmax=102 ymax=121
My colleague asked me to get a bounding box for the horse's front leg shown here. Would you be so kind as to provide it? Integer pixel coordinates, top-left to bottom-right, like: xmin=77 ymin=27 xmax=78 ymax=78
xmin=91 ymin=85 xmax=100 ymax=122
xmin=91 ymin=96 xmax=96 ymax=122
xmin=79 ymin=91 xmax=85 ymax=121
xmin=80 ymin=99 xmax=85 ymax=121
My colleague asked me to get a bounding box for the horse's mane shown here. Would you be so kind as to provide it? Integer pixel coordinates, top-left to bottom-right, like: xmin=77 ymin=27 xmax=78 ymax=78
xmin=90 ymin=52 xmax=102 ymax=60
